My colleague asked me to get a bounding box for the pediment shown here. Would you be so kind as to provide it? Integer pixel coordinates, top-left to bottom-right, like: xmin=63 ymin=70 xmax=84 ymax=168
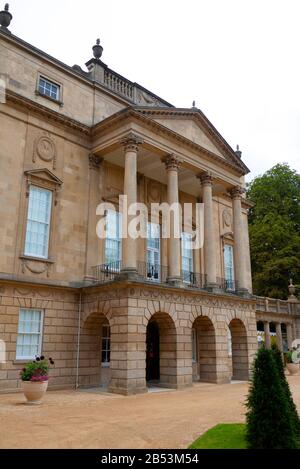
xmin=152 ymin=116 xmax=225 ymax=158
xmin=134 ymin=108 xmax=249 ymax=174
xmin=24 ymin=168 xmax=63 ymax=186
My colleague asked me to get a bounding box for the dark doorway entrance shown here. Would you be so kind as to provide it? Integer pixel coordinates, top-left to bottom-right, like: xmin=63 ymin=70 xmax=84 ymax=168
xmin=146 ymin=321 xmax=160 ymax=382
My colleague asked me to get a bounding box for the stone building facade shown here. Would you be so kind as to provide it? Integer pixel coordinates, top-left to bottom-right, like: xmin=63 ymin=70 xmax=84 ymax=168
xmin=0 ymin=7 xmax=299 ymax=394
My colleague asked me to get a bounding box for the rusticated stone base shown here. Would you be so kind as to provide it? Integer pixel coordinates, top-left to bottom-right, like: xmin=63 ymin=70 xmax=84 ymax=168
xmin=2 ymin=278 xmax=297 ymax=395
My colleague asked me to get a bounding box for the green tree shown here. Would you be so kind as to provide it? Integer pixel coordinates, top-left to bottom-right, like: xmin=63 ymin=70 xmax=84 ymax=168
xmin=247 ymin=163 xmax=300 ymax=298
xmin=246 ymin=347 xmax=296 ymax=449
xmin=271 ymin=345 xmax=300 ymax=437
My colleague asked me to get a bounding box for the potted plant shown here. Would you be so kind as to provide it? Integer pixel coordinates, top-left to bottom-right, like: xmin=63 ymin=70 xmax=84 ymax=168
xmin=20 ymin=355 xmax=54 ymax=404
xmin=284 ymin=351 xmax=299 ymax=375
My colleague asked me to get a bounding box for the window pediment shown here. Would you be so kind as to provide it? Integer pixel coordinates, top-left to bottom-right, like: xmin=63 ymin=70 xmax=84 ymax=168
xmin=221 ymin=231 xmax=234 ymax=242
xmin=24 ymin=169 xmax=63 ymax=204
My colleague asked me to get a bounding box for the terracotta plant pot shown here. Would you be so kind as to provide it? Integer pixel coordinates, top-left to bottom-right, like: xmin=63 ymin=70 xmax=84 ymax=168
xmin=22 ymin=380 xmax=48 ymax=404
xmin=286 ymin=363 xmax=299 ymax=375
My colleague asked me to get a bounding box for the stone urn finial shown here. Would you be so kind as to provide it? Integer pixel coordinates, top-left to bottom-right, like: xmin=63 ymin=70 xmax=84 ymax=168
xmin=235 ymin=144 xmax=242 ymax=159
xmin=288 ymin=278 xmax=297 ymax=302
xmin=0 ymin=3 xmax=12 ymax=33
xmin=92 ymin=38 xmax=103 ymax=60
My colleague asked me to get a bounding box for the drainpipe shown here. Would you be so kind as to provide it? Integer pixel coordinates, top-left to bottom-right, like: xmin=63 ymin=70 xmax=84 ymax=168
xmin=75 ymin=291 xmax=82 ymax=389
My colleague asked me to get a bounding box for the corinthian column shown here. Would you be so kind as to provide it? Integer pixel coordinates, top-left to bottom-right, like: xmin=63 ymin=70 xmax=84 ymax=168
xmin=164 ymin=154 xmax=182 ymax=285
xmin=231 ymin=186 xmax=248 ymax=296
xmin=120 ymin=132 xmax=143 ymax=277
xmin=199 ymin=172 xmax=217 ymax=291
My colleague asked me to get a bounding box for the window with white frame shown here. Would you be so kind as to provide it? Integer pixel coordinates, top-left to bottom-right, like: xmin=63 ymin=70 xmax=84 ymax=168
xmin=24 ymin=186 xmax=52 ymax=259
xmin=16 ymin=309 xmax=43 ymax=360
xmin=105 ymin=210 xmax=122 ymax=266
xmin=147 ymin=222 xmax=160 ymax=281
xmin=224 ymin=244 xmax=234 ymax=289
xmin=192 ymin=328 xmax=198 ymax=362
xmin=182 ymin=232 xmax=194 ymax=283
xmin=101 ymin=323 xmax=111 ymax=365
xmin=38 ymin=76 xmax=60 ymax=101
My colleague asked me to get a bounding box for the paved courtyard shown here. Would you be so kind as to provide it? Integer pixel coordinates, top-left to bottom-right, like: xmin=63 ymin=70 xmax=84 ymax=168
xmin=0 ymin=376 xmax=300 ymax=449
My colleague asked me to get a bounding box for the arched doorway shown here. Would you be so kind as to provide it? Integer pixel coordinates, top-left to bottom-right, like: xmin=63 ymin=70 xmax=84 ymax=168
xmin=146 ymin=312 xmax=176 ymax=387
xmin=229 ymin=318 xmax=249 ymax=381
xmin=78 ymin=312 xmax=111 ymax=388
xmin=192 ymin=316 xmax=217 ymax=383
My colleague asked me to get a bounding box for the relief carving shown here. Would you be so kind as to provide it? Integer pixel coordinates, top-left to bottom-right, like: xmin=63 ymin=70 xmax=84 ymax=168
xmin=21 ymin=259 xmax=52 ymax=277
xmin=147 ymin=180 xmax=162 ymax=204
xmin=33 ymin=134 xmax=57 ymax=169
xmin=222 ymin=208 xmax=232 ymax=229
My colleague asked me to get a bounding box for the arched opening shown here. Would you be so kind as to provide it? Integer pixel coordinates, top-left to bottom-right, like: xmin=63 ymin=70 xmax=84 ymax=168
xmin=281 ymin=323 xmax=288 ymax=352
xmin=146 ymin=312 xmax=177 ymax=388
xmin=78 ymin=312 xmax=111 ymax=389
xmin=269 ymin=322 xmax=277 ymax=347
xmin=229 ymin=318 xmax=249 ymax=381
xmin=257 ymin=321 xmax=265 ymax=348
xmin=192 ymin=316 xmax=217 ymax=383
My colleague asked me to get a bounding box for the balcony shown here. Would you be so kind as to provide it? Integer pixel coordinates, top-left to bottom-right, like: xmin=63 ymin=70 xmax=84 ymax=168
xmin=217 ymin=277 xmax=239 ymax=293
xmin=91 ymin=262 xmax=240 ymax=294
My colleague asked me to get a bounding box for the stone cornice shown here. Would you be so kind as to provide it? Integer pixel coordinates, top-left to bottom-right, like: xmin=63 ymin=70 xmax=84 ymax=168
xmin=4 ymin=89 xmax=91 ymax=136
xmin=91 ymin=108 xmax=247 ymax=177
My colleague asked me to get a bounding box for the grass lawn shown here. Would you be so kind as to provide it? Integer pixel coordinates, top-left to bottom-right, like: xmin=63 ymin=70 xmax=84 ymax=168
xmin=189 ymin=423 xmax=247 ymax=449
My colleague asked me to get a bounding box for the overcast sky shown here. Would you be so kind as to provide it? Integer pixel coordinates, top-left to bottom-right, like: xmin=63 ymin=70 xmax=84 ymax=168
xmin=7 ymin=0 xmax=300 ymax=181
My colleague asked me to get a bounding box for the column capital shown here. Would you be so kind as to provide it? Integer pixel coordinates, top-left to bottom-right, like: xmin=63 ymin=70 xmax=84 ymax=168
xmin=198 ymin=171 xmax=213 ymax=186
xmin=89 ymin=153 xmax=103 ymax=170
xmin=120 ymin=132 xmax=143 ymax=152
xmin=162 ymin=154 xmax=181 ymax=171
xmin=230 ymin=186 xmax=245 ymax=199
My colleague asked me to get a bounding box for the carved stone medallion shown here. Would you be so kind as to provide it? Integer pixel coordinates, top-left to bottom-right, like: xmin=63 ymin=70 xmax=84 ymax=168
xmin=34 ymin=134 xmax=57 ymax=169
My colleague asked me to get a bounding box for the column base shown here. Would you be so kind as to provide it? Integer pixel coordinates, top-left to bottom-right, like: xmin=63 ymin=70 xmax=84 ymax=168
xmin=116 ymin=268 xmax=141 ymax=281
xmin=236 ymin=288 xmax=250 ymax=298
xmin=205 ymin=282 xmax=221 ymax=294
xmin=167 ymin=277 xmax=183 ymax=288
xmin=83 ymin=275 xmax=97 ymax=284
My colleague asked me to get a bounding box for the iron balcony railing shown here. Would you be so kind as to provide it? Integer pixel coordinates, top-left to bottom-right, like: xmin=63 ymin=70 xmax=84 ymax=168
xmin=137 ymin=261 xmax=168 ymax=283
xmin=91 ymin=261 xmax=168 ymax=284
xmin=217 ymin=277 xmax=239 ymax=293
xmin=91 ymin=262 xmax=239 ymax=294
xmin=91 ymin=261 xmax=122 ymax=283
xmin=182 ymin=270 xmax=207 ymax=289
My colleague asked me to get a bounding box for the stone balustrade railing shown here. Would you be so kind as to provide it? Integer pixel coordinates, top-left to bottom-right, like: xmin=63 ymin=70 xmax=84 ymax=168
xmin=256 ymin=296 xmax=300 ymax=316
xmin=104 ymin=70 xmax=134 ymax=100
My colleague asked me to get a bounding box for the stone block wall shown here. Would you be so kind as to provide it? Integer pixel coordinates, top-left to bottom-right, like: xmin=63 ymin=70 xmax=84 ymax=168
xmin=0 ymin=283 xmax=79 ymax=393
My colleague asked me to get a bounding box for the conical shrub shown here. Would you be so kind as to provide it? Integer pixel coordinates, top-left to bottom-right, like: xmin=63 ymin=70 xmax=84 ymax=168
xmin=246 ymin=347 xmax=297 ymax=449
xmin=271 ymin=344 xmax=300 ymax=436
